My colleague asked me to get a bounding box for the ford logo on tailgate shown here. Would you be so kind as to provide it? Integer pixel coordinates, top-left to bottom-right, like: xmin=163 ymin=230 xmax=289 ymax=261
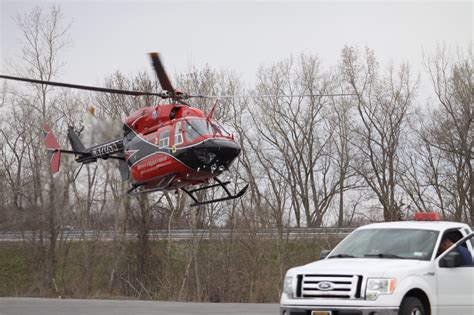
xmin=317 ymin=281 xmax=334 ymax=291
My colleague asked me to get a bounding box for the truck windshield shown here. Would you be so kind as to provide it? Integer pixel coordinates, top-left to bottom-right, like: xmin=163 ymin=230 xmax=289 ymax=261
xmin=328 ymin=229 xmax=439 ymax=261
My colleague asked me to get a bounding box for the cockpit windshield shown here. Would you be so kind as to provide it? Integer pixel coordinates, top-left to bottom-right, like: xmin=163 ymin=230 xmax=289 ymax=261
xmin=212 ymin=120 xmax=231 ymax=137
xmin=184 ymin=118 xmax=231 ymax=142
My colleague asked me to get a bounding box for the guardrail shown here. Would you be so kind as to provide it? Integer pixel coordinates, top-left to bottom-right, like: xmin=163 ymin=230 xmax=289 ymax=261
xmin=0 ymin=227 xmax=354 ymax=242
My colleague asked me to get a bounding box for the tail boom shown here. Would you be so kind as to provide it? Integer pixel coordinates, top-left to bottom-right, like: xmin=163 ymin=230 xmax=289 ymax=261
xmin=67 ymin=125 xmax=124 ymax=163
xmin=42 ymin=124 xmax=125 ymax=175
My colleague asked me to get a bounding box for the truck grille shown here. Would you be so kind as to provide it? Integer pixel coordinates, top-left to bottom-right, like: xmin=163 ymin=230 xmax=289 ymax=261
xmin=298 ymin=274 xmax=362 ymax=299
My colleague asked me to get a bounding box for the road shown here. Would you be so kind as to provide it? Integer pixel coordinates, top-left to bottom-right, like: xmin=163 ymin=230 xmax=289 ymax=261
xmin=0 ymin=298 xmax=279 ymax=315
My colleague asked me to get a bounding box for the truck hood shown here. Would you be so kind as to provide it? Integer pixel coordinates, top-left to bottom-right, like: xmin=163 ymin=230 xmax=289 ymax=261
xmin=290 ymin=258 xmax=425 ymax=277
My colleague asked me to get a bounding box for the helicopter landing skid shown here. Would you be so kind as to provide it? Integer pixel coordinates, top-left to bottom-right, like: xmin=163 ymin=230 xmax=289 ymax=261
xmin=181 ymin=177 xmax=249 ymax=207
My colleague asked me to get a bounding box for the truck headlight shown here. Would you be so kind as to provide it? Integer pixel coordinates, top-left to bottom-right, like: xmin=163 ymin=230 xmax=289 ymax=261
xmin=283 ymin=276 xmax=294 ymax=297
xmin=366 ymin=278 xmax=396 ymax=300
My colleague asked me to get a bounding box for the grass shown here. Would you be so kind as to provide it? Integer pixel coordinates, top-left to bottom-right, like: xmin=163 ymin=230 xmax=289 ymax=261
xmin=0 ymin=244 xmax=29 ymax=296
xmin=0 ymin=236 xmax=340 ymax=301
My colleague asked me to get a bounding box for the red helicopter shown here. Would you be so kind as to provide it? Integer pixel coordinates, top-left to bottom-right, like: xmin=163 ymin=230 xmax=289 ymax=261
xmin=1 ymin=53 xmax=247 ymax=206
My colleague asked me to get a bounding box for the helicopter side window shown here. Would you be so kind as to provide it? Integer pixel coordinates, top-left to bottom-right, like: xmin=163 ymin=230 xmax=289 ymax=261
xmin=174 ymin=121 xmax=183 ymax=145
xmin=159 ymin=129 xmax=170 ymax=148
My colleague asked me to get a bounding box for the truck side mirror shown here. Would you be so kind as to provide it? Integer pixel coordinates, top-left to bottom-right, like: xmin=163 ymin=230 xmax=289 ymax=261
xmin=320 ymin=250 xmax=331 ymax=259
xmin=439 ymin=251 xmax=461 ymax=268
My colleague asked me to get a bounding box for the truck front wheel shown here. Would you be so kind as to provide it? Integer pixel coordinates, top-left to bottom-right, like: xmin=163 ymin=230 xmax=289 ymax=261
xmin=399 ymin=296 xmax=425 ymax=315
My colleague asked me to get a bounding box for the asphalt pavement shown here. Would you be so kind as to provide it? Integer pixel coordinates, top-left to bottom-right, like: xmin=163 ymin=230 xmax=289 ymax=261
xmin=0 ymin=298 xmax=279 ymax=315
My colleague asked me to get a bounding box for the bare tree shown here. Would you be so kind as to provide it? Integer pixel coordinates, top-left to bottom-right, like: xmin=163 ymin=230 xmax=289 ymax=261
xmin=340 ymin=46 xmax=417 ymax=221
xmin=412 ymin=45 xmax=473 ymax=222
xmin=324 ymin=95 xmax=361 ymax=227
xmin=3 ymin=5 xmax=72 ymax=292
xmin=252 ymin=54 xmax=343 ymax=227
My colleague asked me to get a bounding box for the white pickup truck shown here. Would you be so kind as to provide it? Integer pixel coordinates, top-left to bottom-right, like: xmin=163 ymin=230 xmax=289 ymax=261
xmin=280 ymin=217 xmax=474 ymax=315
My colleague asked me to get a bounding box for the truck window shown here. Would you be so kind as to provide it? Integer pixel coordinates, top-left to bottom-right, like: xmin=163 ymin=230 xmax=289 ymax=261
xmin=329 ymin=229 xmax=439 ymax=261
xmin=437 ymin=230 xmax=466 ymax=257
xmin=437 ymin=230 xmax=472 ymax=264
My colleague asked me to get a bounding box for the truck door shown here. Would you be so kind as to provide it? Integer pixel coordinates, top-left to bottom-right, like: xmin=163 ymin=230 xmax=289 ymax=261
xmin=435 ymin=232 xmax=474 ymax=315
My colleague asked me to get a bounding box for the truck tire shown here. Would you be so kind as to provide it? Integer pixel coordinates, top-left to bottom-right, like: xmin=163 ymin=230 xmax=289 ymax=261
xmin=399 ymin=296 xmax=425 ymax=315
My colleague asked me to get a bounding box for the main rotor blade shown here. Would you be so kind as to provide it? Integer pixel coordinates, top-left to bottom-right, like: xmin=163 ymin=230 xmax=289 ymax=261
xmin=0 ymin=75 xmax=163 ymax=97
xmin=189 ymin=93 xmax=358 ymax=99
xmin=149 ymin=52 xmax=175 ymax=95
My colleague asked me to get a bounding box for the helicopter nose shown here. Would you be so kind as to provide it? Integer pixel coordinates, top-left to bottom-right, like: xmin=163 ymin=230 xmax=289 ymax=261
xmin=212 ymin=139 xmax=241 ymax=167
xmin=193 ymin=139 xmax=241 ymax=171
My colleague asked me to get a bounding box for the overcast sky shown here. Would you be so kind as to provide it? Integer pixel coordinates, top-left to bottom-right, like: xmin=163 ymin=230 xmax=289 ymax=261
xmin=1 ymin=1 xmax=472 ymax=91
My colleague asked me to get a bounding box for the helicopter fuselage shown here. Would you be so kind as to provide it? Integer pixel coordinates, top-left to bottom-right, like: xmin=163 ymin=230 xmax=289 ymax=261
xmin=123 ymin=104 xmax=241 ymax=191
